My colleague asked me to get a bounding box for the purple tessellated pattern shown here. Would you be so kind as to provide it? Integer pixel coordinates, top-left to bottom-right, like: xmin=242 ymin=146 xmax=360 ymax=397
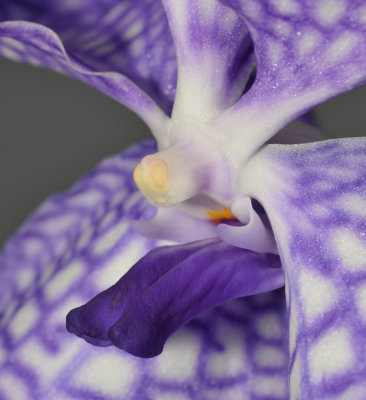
xmin=0 ymin=140 xmax=156 ymax=329
xmin=0 ymin=21 xmax=165 ymax=125
xmin=227 ymin=0 xmax=366 ymax=104
xmin=0 ymin=0 xmax=177 ymax=118
xmin=241 ymin=138 xmax=366 ymax=399
xmin=0 ymin=141 xmax=289 ymax=400
xmin=2 ymin=0 xmax=365 ymax=158
xmin=217 ymin=0 xmax=366 ymax=148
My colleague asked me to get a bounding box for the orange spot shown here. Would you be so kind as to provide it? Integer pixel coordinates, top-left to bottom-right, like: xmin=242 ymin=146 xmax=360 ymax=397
xmin=206 ymin=207 xmax=237 ymax=223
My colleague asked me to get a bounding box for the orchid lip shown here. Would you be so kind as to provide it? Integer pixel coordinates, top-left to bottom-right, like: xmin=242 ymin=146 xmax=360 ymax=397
xmin=66 ymin=238 xmax=284 ymax=358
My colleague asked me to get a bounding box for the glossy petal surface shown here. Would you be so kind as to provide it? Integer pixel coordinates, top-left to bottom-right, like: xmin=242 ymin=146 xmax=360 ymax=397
xmin=0 ymin=141 xmax=289 ymax=400
xmin=66 ymin=239 xmax=219 ymax=347
xmin=68 ymin=239 xmax=284 ymax=357
xmin=241 ymin=137 xmax=366 ymax=399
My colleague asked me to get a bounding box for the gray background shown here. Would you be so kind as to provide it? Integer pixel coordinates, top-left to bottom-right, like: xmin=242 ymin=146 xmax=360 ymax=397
xmin=0 ymin=57 xmax=365 ymax=248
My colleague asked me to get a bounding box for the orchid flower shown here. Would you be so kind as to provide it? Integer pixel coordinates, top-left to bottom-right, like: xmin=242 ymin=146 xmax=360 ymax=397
xmin=1 ymin=1 xmax=366 ymax=399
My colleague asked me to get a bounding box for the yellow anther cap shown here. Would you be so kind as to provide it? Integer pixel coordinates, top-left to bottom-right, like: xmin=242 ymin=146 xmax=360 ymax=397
xmin=149 ymin=161 xmax=169 ymax=190
xmin=133 ymin=159 xmax=170 ymax=204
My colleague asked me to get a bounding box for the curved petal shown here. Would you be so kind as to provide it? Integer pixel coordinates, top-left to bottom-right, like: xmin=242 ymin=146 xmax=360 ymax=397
xmin=68 ymin=238 xmax=284 ymax=358
xmin=0 ymin=0 xmax=176 ymax=127
xmin=240 ymin=136 xmax=366 ymax=398
xmin=217 ymin=0 xmax=366 ymax=155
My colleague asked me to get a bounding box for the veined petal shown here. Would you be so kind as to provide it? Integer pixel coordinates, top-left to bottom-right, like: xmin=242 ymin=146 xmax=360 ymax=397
xmin=216 ymin=0 xmax=366 ymax=157
xmin=162 ymin=0 xmax=254 ymax=120
xmin=68 ymin=238 xmax=284 ymax=358
xmin=0 ymin=0 xmax=177 ymax=130
xmin=240 ymin=137 xmax=366 ymax=398
xmin=0 ymin=140 xmax=289 ymax=399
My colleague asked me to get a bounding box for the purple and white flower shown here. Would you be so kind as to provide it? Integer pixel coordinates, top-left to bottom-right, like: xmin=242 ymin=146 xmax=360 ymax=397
xmin=1 ymin=1 xmax=366 ymax=399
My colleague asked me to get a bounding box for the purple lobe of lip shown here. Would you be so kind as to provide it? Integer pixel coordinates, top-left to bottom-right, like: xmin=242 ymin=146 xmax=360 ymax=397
xmin=67 ymin=238 xmax=284 ymax=358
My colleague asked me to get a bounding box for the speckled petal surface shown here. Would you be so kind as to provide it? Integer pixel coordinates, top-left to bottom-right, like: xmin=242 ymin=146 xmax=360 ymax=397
xmin=217 ymin=0 xmax=366 ymax=151
xmin=0 ymin=0 xmax=176 ymax=124
xmin=0 ymin=141 xmax=289 ymax=400
xmin=241 ymin=137 xmax=366 ymax=399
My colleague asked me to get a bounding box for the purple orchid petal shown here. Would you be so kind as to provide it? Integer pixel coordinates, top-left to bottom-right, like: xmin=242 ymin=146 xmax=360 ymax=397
xmin=216 ymin=0 xmax=366 ymax=152
xmin=162 ymin=0 xmax=254 ymax=119
xmin=68 ymin=238 xmax=284 ymax=358
xmin=66 ymin=239 xmax=216 ymax=345
xmin=240 ymin=137 xmax=366 ymax=398
xmin=0 ymin=140 xmax=290 ymax=399
xmin=0 ymin=0 xmax=176 ymax=122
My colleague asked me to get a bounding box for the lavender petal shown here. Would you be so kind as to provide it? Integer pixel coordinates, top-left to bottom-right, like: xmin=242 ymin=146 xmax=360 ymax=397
xmin=241 ymin=137 xmax=366 ymax=398
xmin=1 ymin=0 xmax=177 ymax=120
xmin=218 ymin=0 xmax=366 ymax=151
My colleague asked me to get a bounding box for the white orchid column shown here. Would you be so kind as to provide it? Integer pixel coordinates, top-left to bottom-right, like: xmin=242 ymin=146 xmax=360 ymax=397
xmin=132 ymin=0 xmax=256 ymax=207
